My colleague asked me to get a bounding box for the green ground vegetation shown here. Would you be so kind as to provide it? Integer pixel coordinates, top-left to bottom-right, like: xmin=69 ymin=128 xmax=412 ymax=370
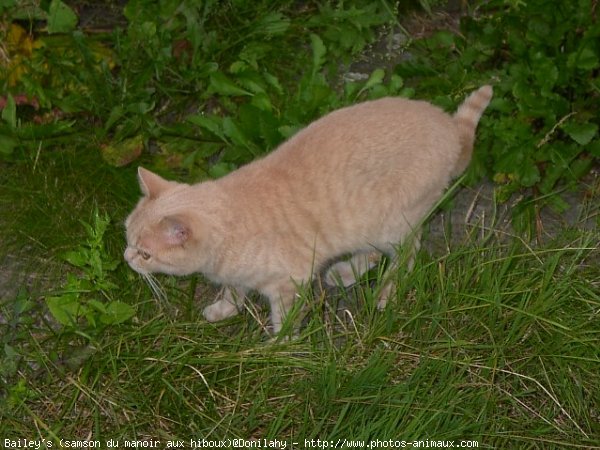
xmin=0 ymin=0 xmax=599 ymax=448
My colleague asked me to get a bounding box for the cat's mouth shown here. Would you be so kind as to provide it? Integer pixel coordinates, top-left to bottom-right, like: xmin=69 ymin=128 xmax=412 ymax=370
xmin=124 ymin=247 xmax=150 ymax=274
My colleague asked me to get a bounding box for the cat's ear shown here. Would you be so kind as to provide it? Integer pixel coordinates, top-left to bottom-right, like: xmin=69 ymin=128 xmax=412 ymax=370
xmin=160 ymin=215 xmax=190 ymax=246
xmin=138 ymin=167 xmax=172 ymax=199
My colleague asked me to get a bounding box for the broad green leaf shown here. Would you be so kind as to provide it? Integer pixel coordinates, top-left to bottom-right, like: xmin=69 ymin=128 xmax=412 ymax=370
xmin=209 ymin=72 xmax=251 ymax=97
xmin=262 ymin=71 xmax=283 ymax=95
xmin=545 ymin=193 xmax=570 ymax=214
xmin=238 ymin=105 xmax=261 ymax=141
xmin=13 ymin=290 xmax=35 ymax=316
xmin=257 ymin=110 xmax=282 ymax=148
xmin=250 ymin=93 xmax=273 ymax=112
xmin=344 ymin=80 xmax=361 ymax=99
xmin=588 ymin=140 xmax=600 ymax=157
xmin=368 ymin=84 xmax=389 ymax=99
xmin=310 ymin=34 xmax=326 ymax=75
xmin=47 ymin=0 xmax=78 ymax=34
xmin=208 ymin=162 xmax=237 ymax=178
xmin=87 ymin=299 xmax=107 ymax=314
xmin=389 ymin=74 xmax=404 ymax=93
xmin=138 ymin=21 xmax=156 ymax=39
xmin=538 ymin=165 xmax=564 ymax=194
xmin=222 ymin=117 xmax=251 ymax=149
xmin=1 ymin=0 xmax=18 ymax=12
xmin=569 ymin=156 xmax=593 ymax=181
xmin=46 ymin=294 xmax=81 ymax=326
xmin=187 ymin=114 xmax=224 ymax=139
xmin=239 ymin=42 xmax=269 ymax=69
xmin=562 ymin=122 xmax=598 ymax=145
xmin=62 ymin=250 xmax=89 ymax=268
xmin=4 ymin=343 xmax=18 ymax=359
xmin=567 ymin=46 xmax=600 ymax=71
xmin=236 ymin=71 xmax=266 ymax=94
xmin=103 ymin=258 xmax=120 ymax=271
xmin=97 ymin=279 xmax=119 ymax=291
xmin=105 ymin=105 xmax=124 ymax=131
xmin=1 ymin=94 xmax=16 ymax=128
xmin=7 ymin=3 xmax=48 ymax=20
xmin=431 ymin=30 xmax=456 ymax=48
xmin=100 ymin=301 xmax=135 ymax=325
xmin=531 ymin=54 xmax=558 ymax=91
xmin=92 ymin=209 xmax=111 ymax=239
xmin=516 ymin=160 xmax=540 ymax=187
xmin=257 ymin=12 xmax=290 ymax=36
xmin=525 ymin=17 xmax=550 ymax=44
xmin=88 ymin=250 xmax=102 ymax=280
xmin=0 ymin=134 xmax=18 ymax=155
xmin=278 ymin=125 xmax=301 ymax=139
xmin=489 ymin=97 xmax=514 ymax=114
xmin=229 ymin=61 xmax=249 ymax=74
xmin=364 ymin=68 xmax=385 ymax=90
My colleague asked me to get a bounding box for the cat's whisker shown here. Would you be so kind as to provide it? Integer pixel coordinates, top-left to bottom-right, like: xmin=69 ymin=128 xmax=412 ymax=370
xmin=142 ymin=273 xmax=168 ymax=304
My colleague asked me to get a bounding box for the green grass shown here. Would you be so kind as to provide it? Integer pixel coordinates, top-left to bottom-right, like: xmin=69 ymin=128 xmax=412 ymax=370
xmin=1 ymin=149 xmax=599 ymax=447
xmin=1 ymin=0 xmax=599 ymax=448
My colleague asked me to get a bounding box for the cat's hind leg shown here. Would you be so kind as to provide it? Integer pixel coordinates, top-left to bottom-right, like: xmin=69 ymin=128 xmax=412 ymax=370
xmin=376 ymin=231 xmax=421 ymax=310
xmin=203 ymin=286 xmax=247 ymax=322
xmin=262 ymin=280 xmax=303 ymax=335
xmin=324 ymin=251 xmax=382 ymax=287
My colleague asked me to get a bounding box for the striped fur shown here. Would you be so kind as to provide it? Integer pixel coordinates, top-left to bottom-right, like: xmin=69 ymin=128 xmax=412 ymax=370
xmin=124 ymin=86 xmax=493 ymax=333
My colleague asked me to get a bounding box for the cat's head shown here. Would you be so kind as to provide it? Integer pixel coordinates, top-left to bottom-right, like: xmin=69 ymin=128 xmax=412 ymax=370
xmin=124 ymin=167 xmax=198 ymax=276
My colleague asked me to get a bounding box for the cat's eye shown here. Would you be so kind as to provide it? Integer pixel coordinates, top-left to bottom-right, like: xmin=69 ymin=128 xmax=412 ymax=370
xmin=138 ymin=250 xmax=151 ymax=260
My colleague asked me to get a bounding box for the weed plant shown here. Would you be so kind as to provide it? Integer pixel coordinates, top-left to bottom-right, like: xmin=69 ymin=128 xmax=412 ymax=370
xmin=0 ymin=0 xmax=599 ymax=448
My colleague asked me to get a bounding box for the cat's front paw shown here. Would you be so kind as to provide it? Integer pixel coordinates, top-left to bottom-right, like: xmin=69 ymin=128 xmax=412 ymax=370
xmin=203 ymin=300 xmax=239 ymax=322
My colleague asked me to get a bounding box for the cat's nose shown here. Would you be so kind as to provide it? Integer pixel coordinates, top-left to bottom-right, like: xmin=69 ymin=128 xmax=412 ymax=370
xmin=124 ymin=247 xmax=135 ymax=263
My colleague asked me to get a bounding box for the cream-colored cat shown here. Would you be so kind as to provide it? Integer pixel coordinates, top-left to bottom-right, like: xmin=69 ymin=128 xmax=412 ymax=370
xmin=124 ymin=85 xmax=493 ymax=333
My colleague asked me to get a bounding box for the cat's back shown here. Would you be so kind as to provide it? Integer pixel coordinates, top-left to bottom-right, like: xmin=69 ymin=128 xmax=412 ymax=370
xmin=324 ymin=95 xmax=449 ymax=125
xmin=217 ymin=95 xmax=461 ymax=200
xmin=238 ymin=96 xmax=459 ymax=195
xmin=267 ymin=96 xmax=458 ymax=169
xmin=294 ymin=96 xmax=452 ymax=144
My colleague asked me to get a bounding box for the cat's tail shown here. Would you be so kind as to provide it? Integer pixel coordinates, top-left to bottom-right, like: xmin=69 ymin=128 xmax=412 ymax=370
xmin=452 ymin=85 xmax=493 ymax=177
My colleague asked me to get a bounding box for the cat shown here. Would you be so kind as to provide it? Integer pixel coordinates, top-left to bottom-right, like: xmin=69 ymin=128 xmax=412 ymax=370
xmin=124 ymin=85 xmax=493 ymax=333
